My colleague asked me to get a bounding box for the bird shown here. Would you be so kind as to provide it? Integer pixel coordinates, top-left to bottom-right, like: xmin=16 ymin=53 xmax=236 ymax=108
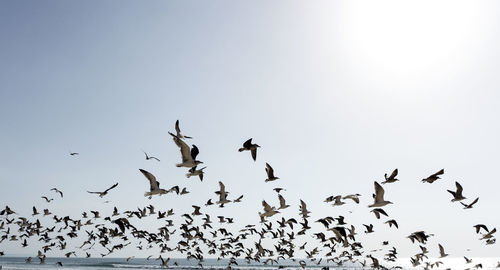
xmin=215 ymin=181 xmax=231 ymax=206
xmin=343 ymin=194 xmax=361 ymax=204
xmin=461 ymin=197 xmax=479 ymax=209
xmin=50 ymin=188 xmax=63 ymax=198
xmin=260 ymin=200 xmax=279 ymax=218
xmin=278 ymin=194 xmax=290 ymax=209
xmin=473 ymin=224 xmax=489 ymax=234
xmin=421 ymin=169 xmax=444 ymax=183
xmin=265 ymin=163 xmax=279 ymax=182
xmin=438 ymin=244 xmax=448 ymax=258
xmin=41 ymin=196 xmax=53 ymax=203
xmin=382 ymin=169 xmax=399 ymax=184
xmin=370 ymin=208 xmax=389 ymax=219
xmin=87 ymin=183 xmax=119 ymax=197
xmin=139 ymin=169 xmax=169 ymax=197
xmin=385 ymin=219 xmax=399 ymax=229
xmin=174 ymin=120 xmax=192 ymax=139
xmin=368 ymin=181 xmax=392 ymax=207
xmin=238 ymin=138 xmax=260 ymax=161
xmin=447 ymin=181 xmax=466 ymax=202
xmin=69 ymin=151 xmax=79 ymax=156
xmin=143 ymin=151 xmax=160 ymax=162
xmin=168 ymin=132 xmax=203 ymax=168
xmin=363 ymin=224 xmax=374 ymax=233
xmin=186 ymin=166 xmax=206 ymax=181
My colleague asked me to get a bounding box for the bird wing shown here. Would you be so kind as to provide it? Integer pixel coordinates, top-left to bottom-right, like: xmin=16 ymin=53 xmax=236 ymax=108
xmin=175 ymin=120 xmax=181 ymax=134
xmin=139 ymin=169 xmax=160 ymax=190
xmin=266 ymin=163 xmax=273 ymax=176
xmin=438 ymin=244 xmax=445 ymax=255
xmin=374 ymin=182 xmax=385 ymax=202
xmin=191 ymin=145 xmax=199 ymax=160
xmin=104 ymin=183 xmax=119 ymax=193
xmin=456 ymin=182 xmax=463 ymax=196
xmin=171 ymin=134 xmax=193 ymax=163
xmin=470 ymin=197 xmax=479 ymax=206
xmin=251 ymin=148 xmax=257 ymax=161
xmin=433 ymin=169 xmax=445 ymax=177
xmin=243 ymin=138 xmax=253 ymax=148
xmin=389 ymin=169 xmax=398 ymax=179
xmin=262 ymin=200 xmax=273 ymax=212
xmin=278 ymin=195 xmax=286 ymax=206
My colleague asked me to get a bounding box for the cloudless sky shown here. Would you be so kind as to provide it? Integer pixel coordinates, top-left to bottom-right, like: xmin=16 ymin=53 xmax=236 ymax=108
xmin=1 ymin=0 xmax=500 ymax=263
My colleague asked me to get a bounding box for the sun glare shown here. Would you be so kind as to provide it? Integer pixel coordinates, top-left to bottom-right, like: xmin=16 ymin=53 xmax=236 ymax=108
xmin=338 ymin=1 xmax=485 ymax=84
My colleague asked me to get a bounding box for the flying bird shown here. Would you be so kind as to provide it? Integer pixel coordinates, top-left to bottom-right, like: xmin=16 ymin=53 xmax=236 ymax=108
xmin=438 ymin=244 xmax=448 ymax=258
xmin=87 ymin=183 xmax=119 ymax=197
xmin=265 ymin=163 xmax=279 ymax=182
xmin=447 ymin=181 xmax=466 ymax=202
xmin=168 ymin=132 xmax=203 ymax=168
xmin=238 ymin=138 xmax=260 ymax=161
xmin=143 ymin=151 xmax=160 ymax=162
xmin=50 ymin=188 xmax=63 ymax=198
xmin=368 ymin=181 xmax=392 ymax=207
xmin=41 ymin=196 xmax=53 ymax=203
xmin=186 ymin=166 xmax=206 ymax=181
xmin=139 ymin=169 xmax=169 ymax=197
xmin=421 ymin=169 xmax=444 ymax=183
xmin=382 ymin=169 xmax=399 ymax=184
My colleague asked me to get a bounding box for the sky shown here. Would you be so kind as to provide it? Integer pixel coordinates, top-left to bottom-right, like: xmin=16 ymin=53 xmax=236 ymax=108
xmin=1 ymin=0 xmax=500 ymax=263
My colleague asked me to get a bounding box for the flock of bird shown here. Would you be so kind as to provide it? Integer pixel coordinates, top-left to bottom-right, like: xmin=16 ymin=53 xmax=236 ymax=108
xmin=0 ymin=120 xmax=498 ymax=270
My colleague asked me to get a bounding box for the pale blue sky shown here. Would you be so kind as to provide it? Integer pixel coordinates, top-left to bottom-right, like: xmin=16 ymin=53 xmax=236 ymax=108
xmin=1 ymin=0 xmax=500 ymax=262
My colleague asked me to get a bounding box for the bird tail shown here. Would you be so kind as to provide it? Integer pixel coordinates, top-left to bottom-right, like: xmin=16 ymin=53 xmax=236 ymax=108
xmin=176 ymin=163 xmax=183 ymax=167
xmin=238 ymin=148 xmax=245 ymax=152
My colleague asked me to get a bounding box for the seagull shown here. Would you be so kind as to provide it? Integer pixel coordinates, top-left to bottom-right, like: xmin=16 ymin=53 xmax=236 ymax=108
xmin=299 ymin=200 xmax=311 ymax=219
xmin=143 ymin=151 xmax=160 ymax=162
xmin=363 ymin=224 xmax=374 ymax=233
xmin=174 ymin=120 xmax=192 ymax=139
xmin=461 ymin=197 xmax=479 ymax=209
xmin=343 ymin=194 xmax=361 ymax=204
xmin=382 ymin=169 xmax=399 ymax=184
xmin=238 ymin=138 xmax=260 ymax=161
xmin=50 ymin=188 xmax=63 ymax=198
xmin=368 ymin=181 xmax=392 ymax=207
xmin=260 ymin=200 xmax=279 ymax=218
xmin=331 ymin=195 xmax=345 ymax=206
xmin=87 ymin=183 xmax=118 ymax=197
xmin=168 ymin=132 xmax=203 ymax=168
xmin=41 ymin=196 xmax=53 ymax=203
xmin=139 ymin=169 xmax=169 ymax=197
xmin=370 ymin=208 xmax=389 ymax=219
xmin=447 ymin=181 xmax=466 ymax=202
xmin=215 ymin=181 xmax=231 ymax=206
xmin=265 ymin=163 xmax=279 ymax=182
xmin=473 ymin=224 xmax=489 ymax=234
xmin=69 ymin=151 xmax=79 ymax=156
xmin=438 ymin=244 xmax=448 ymax=258
xmin=385 ymin=219 xmax=399 ymax=229
xmin=278 ymin=194 xmax=290 ymax=209
xmin=421 ymin=169 xmax=444 ymax=183
xmin=186 ymin=166 xmax=206 ymax=181
xmin=464 ymin=257 xmax=473 ymax=264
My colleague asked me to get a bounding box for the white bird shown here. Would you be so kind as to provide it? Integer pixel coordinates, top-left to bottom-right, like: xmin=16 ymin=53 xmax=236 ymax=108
xmin=168 ymin=132 xmax=203 ymax=168
xmin=368 ymin=181 xmax=392 ymax=207
xmin=139 ymin=169 xmax=169 ymax=198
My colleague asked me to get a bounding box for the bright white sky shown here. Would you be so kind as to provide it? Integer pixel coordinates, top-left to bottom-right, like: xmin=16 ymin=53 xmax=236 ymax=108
xmin=1 ymin=0 xmax=500 ymax=265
